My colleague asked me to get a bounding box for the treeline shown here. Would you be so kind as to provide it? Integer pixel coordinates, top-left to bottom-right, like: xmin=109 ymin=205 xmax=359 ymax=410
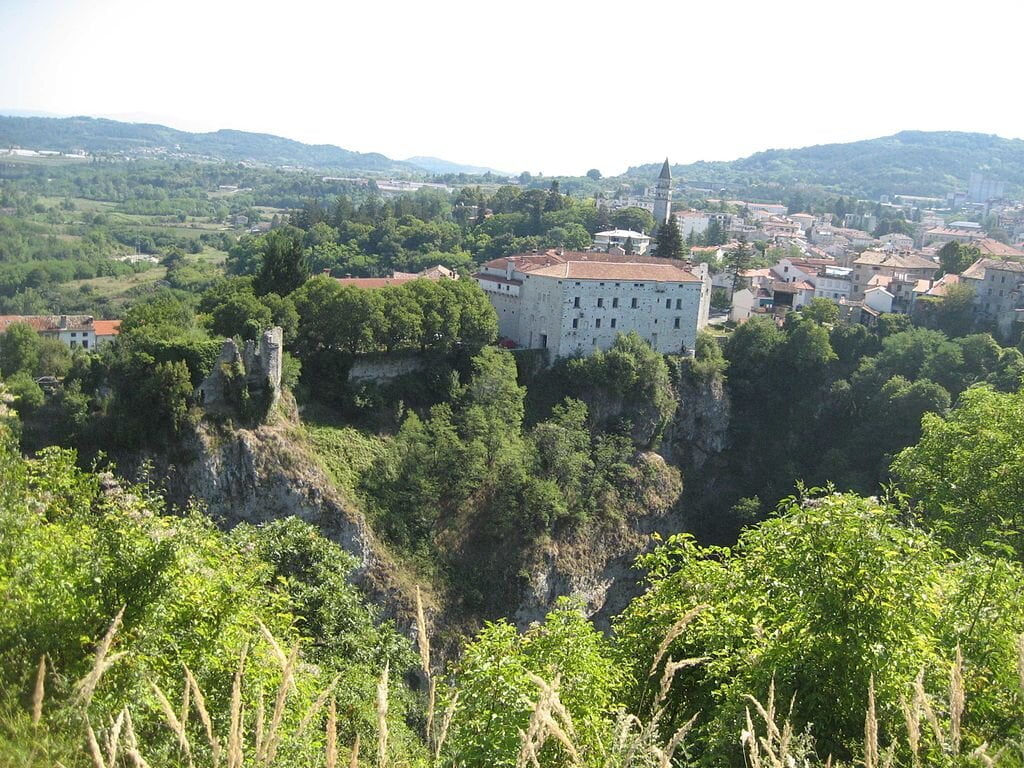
xmin=693 ymin=300 xmax=1024 ymax=538
xmin=226 ymin=183 xmax=655 ymax=282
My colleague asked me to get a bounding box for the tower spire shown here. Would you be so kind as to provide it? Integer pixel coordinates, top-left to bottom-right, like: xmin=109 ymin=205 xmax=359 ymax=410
xmin=653 ymin=157 xmax=672 ymax=227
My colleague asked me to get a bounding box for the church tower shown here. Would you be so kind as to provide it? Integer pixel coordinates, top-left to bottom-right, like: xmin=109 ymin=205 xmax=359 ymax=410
xmin=652 ymin=158 xmax=672 ymax=228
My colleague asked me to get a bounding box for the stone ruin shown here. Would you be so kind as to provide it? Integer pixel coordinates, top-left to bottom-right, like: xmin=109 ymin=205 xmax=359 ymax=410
xmin=196 ymin=327 xmax=283 ymax=418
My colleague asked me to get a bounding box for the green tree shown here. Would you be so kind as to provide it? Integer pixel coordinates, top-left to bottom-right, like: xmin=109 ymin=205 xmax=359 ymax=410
xmin=610 ymin=207 xmax=655 ymax=234
xmin=0 ymin=324 xmax=41 ymax=377
xmin=937 ymin=240 xmax=981 ymax=275
xmin=800 ymin=297 xmax=840 ymax=325
xmin=210 ymin=292 xmax=273 ymax=340
xmin=254 ymin=226 xmax=310 ymax=296
xmin=444 ymin=599 xmax=620 ymax=768
xmin=614 ymin=491 xmax=1024 ymax=763
xmin=654 ymin=215 xmax=683 ymax=259
xmin=892 ymin=385 xmax=1024 ymax=560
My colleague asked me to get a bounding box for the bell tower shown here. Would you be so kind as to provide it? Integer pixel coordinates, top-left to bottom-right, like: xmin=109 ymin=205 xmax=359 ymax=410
xmin=653 ymin=157 xmax=672 ymax=227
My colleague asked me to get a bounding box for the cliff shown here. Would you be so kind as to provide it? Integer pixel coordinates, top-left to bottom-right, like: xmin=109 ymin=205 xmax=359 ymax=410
xmin=149 ymin=397 xmax=417 ymax=620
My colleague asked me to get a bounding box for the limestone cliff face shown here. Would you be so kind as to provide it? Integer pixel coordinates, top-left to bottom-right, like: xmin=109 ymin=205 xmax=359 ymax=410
xmin=152 ymin=403 xmax=412 ymax=618
xmin=661 ymin=372 xmax=731 ymax=472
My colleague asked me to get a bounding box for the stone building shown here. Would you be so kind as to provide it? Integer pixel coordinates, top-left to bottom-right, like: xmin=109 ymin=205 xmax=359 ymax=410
xmin=474 ymin=250 xmax=710 ymax=358
xmin=196 ymin=327 xmax=284 ymax=417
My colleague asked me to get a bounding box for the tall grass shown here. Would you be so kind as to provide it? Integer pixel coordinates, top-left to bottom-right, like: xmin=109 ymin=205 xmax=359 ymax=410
xmin=18 ymin=603 xmax=1024 ymax=768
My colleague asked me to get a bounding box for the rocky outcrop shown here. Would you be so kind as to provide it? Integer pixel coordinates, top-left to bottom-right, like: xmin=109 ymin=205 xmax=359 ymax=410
xmin=153 ymin=402 xmax=412 ymax=618
xmin=513 ymin=452 xmax=682 ymax=631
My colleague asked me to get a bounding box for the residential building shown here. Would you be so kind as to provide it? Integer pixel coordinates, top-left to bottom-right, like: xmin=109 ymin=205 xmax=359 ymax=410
xmin=474 ymin=249 xmax=711 ymax=358
xmin=968 ymin=173 xmax=1006 ymax=204
xmin=960 ymin=257 xmax=1024 ymax=338
xmin=850 ymin=250 xmax=937 ymax=312
xmin=674 ymin=210 xmax=709 ymax=238
xmin=924 ymin=227 xmax=984 ymax=246
xmin=333 ymin=264 xmax=456 ymax=289
xmin=592 ymin=229 xmax=651 ymax=255
xmin=0 ymin=314 xmax=120 ymax=350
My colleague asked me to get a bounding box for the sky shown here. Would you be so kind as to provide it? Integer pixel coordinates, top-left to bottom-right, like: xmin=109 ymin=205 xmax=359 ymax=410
xmin=1 ymin=0 xmax=1022 ymax=176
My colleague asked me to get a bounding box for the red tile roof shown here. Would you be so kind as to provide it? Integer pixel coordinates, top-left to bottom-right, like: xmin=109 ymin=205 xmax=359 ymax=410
xmin=335 ymin=275 xmax=419 ymax=289
xmin=93 ymin=320 xmax=121 ymax=337
xmin=483 ymin=249 xmax=702 ymax=282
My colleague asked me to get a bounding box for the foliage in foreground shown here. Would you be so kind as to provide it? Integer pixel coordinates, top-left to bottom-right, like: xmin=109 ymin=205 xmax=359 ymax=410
xmin=0 ymin=422 xmax=423 ymax=766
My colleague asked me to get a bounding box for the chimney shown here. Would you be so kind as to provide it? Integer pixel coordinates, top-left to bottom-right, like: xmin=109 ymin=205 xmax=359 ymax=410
xmin=506 ymin=259 xmax=514 ymax=280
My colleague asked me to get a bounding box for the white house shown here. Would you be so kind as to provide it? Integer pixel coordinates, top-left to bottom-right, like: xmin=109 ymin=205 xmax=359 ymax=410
xmin=864 ymin=286 xmax=895 ymax=314
xmin=592 ymin=229 xmax=651 ymax=255
xmin=0 ymin=315 xmax=121 ymax=351
xmin=475 ymin=249 xmax=711 ymax=357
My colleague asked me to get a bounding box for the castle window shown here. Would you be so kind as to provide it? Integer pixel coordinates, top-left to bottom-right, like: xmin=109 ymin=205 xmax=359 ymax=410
xmin=573 ymin=296 xmax=580 ymax=308
xmin=674 ymin=318 xmax=681 ymax=329
xmin=676 ymin=298 xmax=682 ymax=309
xmin=631 ymin=298 xmax=638 ymax=308
xmin=595 ymin=318 xmax=602 ymax=328
xmin=572 ymin=318 xmax=578 ymax=329
xmin=611 ymin=318 xmax=617 ymax=328
xmin=612 ymin=297 xmax=619 ymax=308
xmin=665 ymin=299 xmax=671 ymax=309
xmin=597 ymin=298 xmax=604 ymax=308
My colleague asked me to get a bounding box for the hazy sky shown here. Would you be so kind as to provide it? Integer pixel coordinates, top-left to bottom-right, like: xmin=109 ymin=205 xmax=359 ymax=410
xmin=2 ymin=0 xmax=1021 ymax=175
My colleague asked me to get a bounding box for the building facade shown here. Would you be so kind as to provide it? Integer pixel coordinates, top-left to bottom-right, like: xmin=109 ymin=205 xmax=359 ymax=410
xmin=475 ymin=250 xmax=710 ymax=358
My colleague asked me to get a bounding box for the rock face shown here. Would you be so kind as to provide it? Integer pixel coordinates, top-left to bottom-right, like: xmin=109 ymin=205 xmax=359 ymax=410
xmin=156 ymin=404 xmax=411 ymax=617
xmin=513 ymin=452 xmax=683 ymax=631
xmin=512 ymin=374 xmax=731 ymax=630
xmin=661 ymin=372 xmax=731 ymax=471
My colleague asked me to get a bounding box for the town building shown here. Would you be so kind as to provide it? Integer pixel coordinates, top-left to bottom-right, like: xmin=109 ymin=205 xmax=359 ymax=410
xmin=333 ymin=265 xmax=457 ymax=289
xmin=474 ymin=249 xmax=711 ymax=358
xmin=850 ymin=250 xmax=937 ymax=312
xmin=960 ymin=258 xmax=1024 ymax=338
xmin=592 ymin=229 xmax=651 ymax=255
xmin=0 ymin=315 xmax=120 ymax=350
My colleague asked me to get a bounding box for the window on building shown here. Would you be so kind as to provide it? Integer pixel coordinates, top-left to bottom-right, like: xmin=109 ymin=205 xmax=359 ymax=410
xmin=674 ymin=317 xmax=681 ymax=329
xmin=631 ymin=298 xmax=638 ymax=308
xmin=597 ymin=297 xmax=604 ymax=308
xmin=572 ymin=318 xmax=578 ymax=329
xmin=665 ymin=299 xmax=671 ymax=309
xmin=595 ymin=318 xmax=602 ymax=328
xmin=573 ymin=296 xmax=580 ymax=308
xmin=83 ymin=340 xmax=89 ymax=349
xmin=676 ymin=299 xmax=682 ymax=309
xmin=611 ymin=318 xmax=616 ymax=328
xmin=612 ymin=297 xmax=619 ymax=308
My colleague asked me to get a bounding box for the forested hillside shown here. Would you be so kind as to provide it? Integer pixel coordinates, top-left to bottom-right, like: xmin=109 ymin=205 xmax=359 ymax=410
xmin=0 ymin=115 xmax=409 ymax=172
xmin=630 ymin=131 xmax=1024 ymax=198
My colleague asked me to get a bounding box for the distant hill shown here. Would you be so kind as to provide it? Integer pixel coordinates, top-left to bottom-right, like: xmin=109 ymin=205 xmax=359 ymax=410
xmin=629 ymin=131 xmax=1024 ymax=199
xmin=0 ymin=114 xmax=413 ymax=174
xmin=405 ymin=156 xmax=512 ymax=176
